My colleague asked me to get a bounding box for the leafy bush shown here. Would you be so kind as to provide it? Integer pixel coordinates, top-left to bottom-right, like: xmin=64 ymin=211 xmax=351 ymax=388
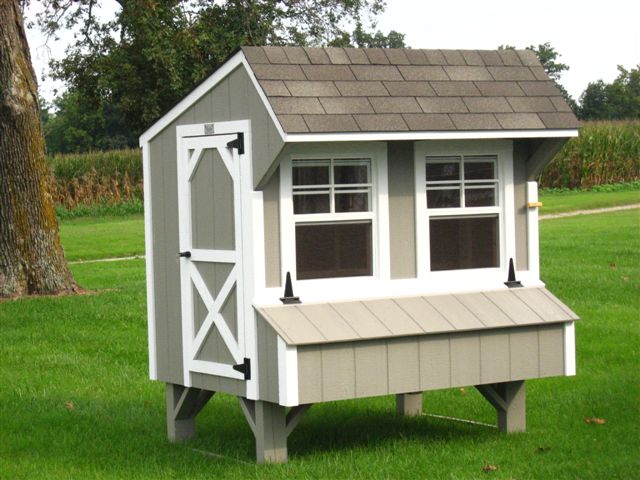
xmin=539 ymin=121 xmax=640 ymax=189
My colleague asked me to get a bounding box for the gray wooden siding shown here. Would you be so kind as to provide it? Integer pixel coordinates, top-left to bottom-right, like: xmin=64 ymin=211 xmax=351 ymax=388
xmin=387 ymin=141 xmax=416 ymax=279
xmin=263 ymin=169 xmax=281 ymax=288
xmin=297 ymin=323 xmax=566 ymax=403
xmin=256 ymin=317 xmax=280 ymax=403
xmin=513 ymin=140 xmax=529 ymax=271
xmin=147 ymin=65 xmax=281 ymax=393
xmin=259 ymin=287 xmax=578 ymax=346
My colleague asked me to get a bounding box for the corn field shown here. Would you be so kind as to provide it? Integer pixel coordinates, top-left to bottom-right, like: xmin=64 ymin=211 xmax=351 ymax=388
xmin=46 ymin=121 xmax=639 ymax=212
xmin=47 ymin=149 xmax=143 ymax=210
xmin=539 ymin=121 xmax=640 ymax=189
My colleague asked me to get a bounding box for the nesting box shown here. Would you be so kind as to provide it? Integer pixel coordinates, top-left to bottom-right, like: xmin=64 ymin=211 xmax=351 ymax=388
xmin=139 ymin=46 xmax=580 ymax=463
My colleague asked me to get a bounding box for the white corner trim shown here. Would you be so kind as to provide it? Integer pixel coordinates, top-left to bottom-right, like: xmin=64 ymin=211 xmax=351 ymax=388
xmin=564 ymin=321 xmax=576 ymax=376
xmin=139 ymin=51 xmax=249 ymax=145
xmin=141 ymin=143 xmax=157 ymax=381
xmin=527 ymin=181 xmax=540 ymax=279
xmin=277 ymin=337 xmax=299 ymax=407
xmin=284 ymin=129 xmax=579 ymax=143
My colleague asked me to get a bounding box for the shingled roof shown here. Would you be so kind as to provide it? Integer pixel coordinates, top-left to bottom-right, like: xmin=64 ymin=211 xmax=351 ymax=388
xmin=242 ymin=46 xmax=580 ymax=134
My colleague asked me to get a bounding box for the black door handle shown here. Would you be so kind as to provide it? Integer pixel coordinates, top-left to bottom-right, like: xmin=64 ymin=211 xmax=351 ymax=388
xmin=178 ymin=251 xmax=191 ymax=258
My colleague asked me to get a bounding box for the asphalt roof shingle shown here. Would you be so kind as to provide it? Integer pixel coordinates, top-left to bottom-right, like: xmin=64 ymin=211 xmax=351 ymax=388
xmin=242 ymin=46 xmax=579 ymax=133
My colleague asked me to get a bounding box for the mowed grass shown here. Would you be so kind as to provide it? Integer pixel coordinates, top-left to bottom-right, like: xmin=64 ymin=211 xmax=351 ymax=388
xmin=540 ymin=188 xmax=640 ymax=215
xmin=1 ymin=209 xmax=638 ymax=478
xmin=59 ymin=214 xmax=145 ymax=261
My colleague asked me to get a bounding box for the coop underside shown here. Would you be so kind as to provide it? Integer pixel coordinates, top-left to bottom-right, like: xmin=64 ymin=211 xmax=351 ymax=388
xmin=166 ymin=380 xmax=526 ymax=463
xmin=165 ymin=287 xmax=577 ymax=463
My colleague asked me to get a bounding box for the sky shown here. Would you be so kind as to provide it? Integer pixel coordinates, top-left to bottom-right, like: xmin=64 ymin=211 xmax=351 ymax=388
xmin=27 ymin=0 xmax=639 ymax=105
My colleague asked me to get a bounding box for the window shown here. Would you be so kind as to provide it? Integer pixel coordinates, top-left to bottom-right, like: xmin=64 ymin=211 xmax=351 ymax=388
xmin=292 ymin=158 xmax=374 ymax=280
xmin=423 ymin=154 xmax=502 ymax=272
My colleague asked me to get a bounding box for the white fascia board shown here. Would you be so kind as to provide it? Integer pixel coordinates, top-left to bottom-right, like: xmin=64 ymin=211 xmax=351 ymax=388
xmin=284 ymin=129 xmax=579 ymax=143
xmin=141 ymin=143 xmax=157 ymax=380
xmin=139 ymin=51 xmax=273 ymax=145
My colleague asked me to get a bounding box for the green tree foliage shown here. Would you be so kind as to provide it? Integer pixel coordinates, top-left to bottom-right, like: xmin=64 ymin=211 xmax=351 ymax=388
xmin=499 ymin=42 xmax=577 ymax=113
xmin=36 ymin=0 xmax=404 ymax=152
xmin=41 ymin=91 xmax=131 ymax=152
xmin=579 ymin=65 xmax=640 ymax=120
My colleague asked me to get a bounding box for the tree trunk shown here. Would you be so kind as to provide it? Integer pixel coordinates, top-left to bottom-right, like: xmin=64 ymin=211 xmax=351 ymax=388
xmin=0 ymin=1 xmax=76 ymax=298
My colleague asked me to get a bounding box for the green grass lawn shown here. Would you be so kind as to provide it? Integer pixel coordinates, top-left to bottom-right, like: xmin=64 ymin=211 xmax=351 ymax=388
xmin=2 ymin=209 xmax=638 ymax=478
xmin=539 ymin=188 xmax=640 ymax=215
xmin=59 ymin=214 xmax=145 ymax=261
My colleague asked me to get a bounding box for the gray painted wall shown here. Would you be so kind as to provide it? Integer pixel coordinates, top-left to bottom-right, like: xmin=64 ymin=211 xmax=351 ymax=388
xmin=513 ymin=140 xmax=529 ymax=271
xmin=256 ymin=318 xmax=280 ymax=404
xmin=147 ymin=65 xmax=283 ymax=393
xmin=296 ymin=323 xmax=565 ymax=404
xmin=388 ymin=142 xmax=417 ymax=279
xmin=262 ymin=169 xmax=281 ymax=288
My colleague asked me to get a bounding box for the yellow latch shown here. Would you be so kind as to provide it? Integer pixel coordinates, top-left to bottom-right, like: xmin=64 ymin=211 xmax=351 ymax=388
xmin=527 ymin=201 xmax=543 ymax=208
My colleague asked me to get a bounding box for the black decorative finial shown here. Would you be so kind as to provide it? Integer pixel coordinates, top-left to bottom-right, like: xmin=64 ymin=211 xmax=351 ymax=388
xmin=504 ymin=258 xmax=523 ymax=288
xmin=280 ymin=272 xmax=301 ymax=304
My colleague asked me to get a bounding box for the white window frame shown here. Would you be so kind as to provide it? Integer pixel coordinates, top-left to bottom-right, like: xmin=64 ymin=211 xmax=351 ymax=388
xmin=280 ymin=142 xmax=389 ymax=295
xmin=415 ymin=140 xmax=515 ymax=284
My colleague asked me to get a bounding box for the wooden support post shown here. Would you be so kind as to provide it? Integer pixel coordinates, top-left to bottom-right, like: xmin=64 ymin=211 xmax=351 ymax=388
xmin=165 ymin=383 xmax=214 ymax=442
xmin=476 ymin=381 xmax=526 ymax=433
xmin=255 ymin=400 xmax=288 ymax=463
xmin=238 ymin=397 xmax=311 ymax=463
xmin=396 ymin=392 xmax=423 ymax=416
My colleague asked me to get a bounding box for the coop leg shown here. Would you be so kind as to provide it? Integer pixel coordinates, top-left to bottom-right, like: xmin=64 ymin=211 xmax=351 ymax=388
xmin=476 ymin=380 xmax=526 ymax=433
xmin=254 ymin=400 xmax=288 ymax=463
xmin=165 ymin=383 xmax=214 ymax=442
xmin=396 ymin=392 xmax=423 ymax=416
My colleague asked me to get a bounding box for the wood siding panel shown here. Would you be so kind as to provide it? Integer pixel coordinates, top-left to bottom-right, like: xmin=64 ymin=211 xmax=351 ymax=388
xmin=456 ymin=293 xmax=514 ymax=328
xmin=395 ymin=297 xmax=453 ymax=332
xmin=147 ymin=64 xmax=284 ymax=393
xmin=257 ymin=319 xmax=280 ymax=403
xmin=418 ymin=334 xmax=451 ymax=390
xmin=538 ymin=324 xmax=565 ymax=377
xmin=297 ymin=347 xmax=323 ymax=404
xmin=450 ymin=333 xmax=481 ymax=386
xmin=260 ymin=308 xmax=325 ymax=344
xmin=298 ymin=304 xmax=360 ymax=341
xmin=321 ymin=343 xmax=356 ymax=401
xmin=329 ymin=301 xmax=391 ymax=338
xmin=513 ymin=288 xmax=569 ymax=322
xmin=354 ymin=340 xmax=389 ymax=397
xmin=510 ymin=327 xmax=540 ymax=379
xmin=296 ymin=325 xmax=567 ymax=404
xmin=387 ymin=141 xmax=416 ymax=279
xmin=513 ymin=141 xmax=529 ymax=271
xmin=387 ymin=338 xmax=420 ymax=393
xmin=262 ymin=169 xmax=281 ymax=288
xmin=426 ymin=295 xmax=485 ymax=330
xmin=364 ymin=299 xmax=424 ymax=335
xmin=479 ymin=330 xmax=511 ymax=384
xmin=485 ymin=290 xmax=544 ymax=325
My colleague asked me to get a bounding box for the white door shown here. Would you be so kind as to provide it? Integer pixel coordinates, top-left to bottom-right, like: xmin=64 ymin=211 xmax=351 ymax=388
xmin=177 ymin=130 xmax=249 ymax=385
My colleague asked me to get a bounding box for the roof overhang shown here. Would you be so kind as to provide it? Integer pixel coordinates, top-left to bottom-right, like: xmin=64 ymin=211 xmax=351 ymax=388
xmin=283 ymin=129 xmax=579 ymax=143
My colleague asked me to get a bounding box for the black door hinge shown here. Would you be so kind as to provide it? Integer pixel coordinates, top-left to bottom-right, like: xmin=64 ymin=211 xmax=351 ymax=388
xmin=232 ymin=357 xmax=251 ymax=380
xmin=226 ymin=132 xmax=244 ymax=155
xmin=178 ymin=251 xmax=191 ymax=258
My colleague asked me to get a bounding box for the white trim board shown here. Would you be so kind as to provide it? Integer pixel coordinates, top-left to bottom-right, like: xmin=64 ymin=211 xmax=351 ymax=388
xmin=285 ymin=129 xmax=579 ymax=143
xmin=141 ymin=143 xmax=157 ymax=380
